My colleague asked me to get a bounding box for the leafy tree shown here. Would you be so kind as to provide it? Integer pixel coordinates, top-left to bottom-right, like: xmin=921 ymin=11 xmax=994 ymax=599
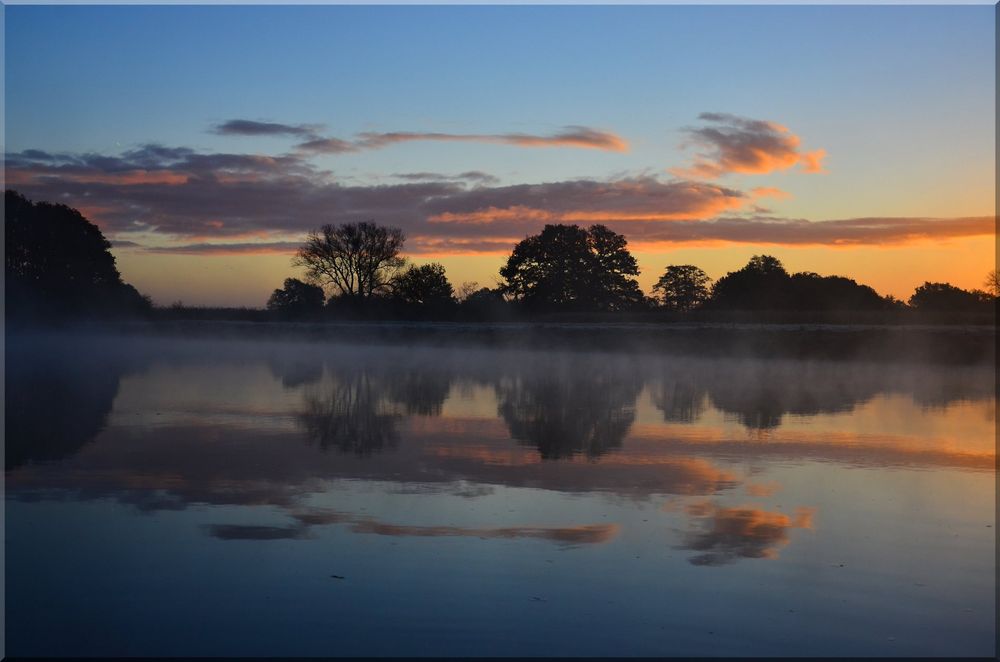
xmin=390 ymin=263 xmax=455 ymax=307
xmin=5 ymin=189 xmax=151 ymax=319
xmin=786 ymin=272 xmax=888 ymax=311
xmin=653 ymin=265 xmax=712 ymax=311
xmin=267 ymin=278 xmax=325 ymax=318
xmin=293 ymin=222 xmax=405 ymax=299
xmin=909 ymin=282 xmax=990 ymax=312
xmin=499 ymin=224 xmax=643 ymax=312
xmin=708 ymin=255 xmax=790 ymax=310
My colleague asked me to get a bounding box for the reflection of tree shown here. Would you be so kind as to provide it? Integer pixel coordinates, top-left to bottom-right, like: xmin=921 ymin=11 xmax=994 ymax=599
xmin=385 ymin=369 xmax=452 ymax=416
xmin=496 ymin=362 xmax=641 ymax=460
xmin=298 ymin=371 xmax=401 ymax=456
xmin=651 ymin=362 xmax=876 ymax=431
xmin=6 ymin=339 xmax=129 ymax=470
xmin=650 ymin=370 xmax=707 ymax=424
xmin=267 ymin=356 xmax=323 ymax=388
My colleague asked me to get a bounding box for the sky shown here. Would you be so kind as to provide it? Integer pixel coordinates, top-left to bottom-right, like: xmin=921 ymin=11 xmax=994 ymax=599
xmin=4 ymin=4 xmax=995 ymax=307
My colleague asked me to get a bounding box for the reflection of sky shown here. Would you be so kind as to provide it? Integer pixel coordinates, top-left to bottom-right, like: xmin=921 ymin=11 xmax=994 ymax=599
xmin=5 ymin=340 xmax=996 ymax=656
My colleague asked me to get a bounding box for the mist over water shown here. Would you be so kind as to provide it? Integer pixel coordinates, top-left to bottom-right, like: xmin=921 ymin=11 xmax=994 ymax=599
xmin=5 ymin=333 xmax=996 ymax=656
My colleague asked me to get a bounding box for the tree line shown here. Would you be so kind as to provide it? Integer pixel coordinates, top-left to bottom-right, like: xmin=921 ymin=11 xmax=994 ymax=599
xmin=3 ymin=190 xmax=995 ymax=324
xmin=269 ymin=219 xmax=998 ymax=320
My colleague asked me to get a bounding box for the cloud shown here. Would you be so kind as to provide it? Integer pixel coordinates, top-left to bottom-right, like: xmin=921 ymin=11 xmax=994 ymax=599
xmin=672 ymin=113 xmax=826 ymax=178
xmin=295 ymin=137 xmax=360 ymax=154
xmin=144 ymin=241 xmax=302 ymax=255
xmin=347 ymin=126 xmax=629 ymax=152
xmin=393 ymin=171 xmax=500 ymax=185
xmin=6 ymin=143 xmax=991 ymax=255
xmin=212 ymin=119 xmax=321 ymax=138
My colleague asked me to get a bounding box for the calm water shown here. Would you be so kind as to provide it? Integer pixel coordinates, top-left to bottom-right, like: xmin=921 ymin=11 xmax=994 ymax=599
xmin=5 ymin=334 xmax=996 ymax=656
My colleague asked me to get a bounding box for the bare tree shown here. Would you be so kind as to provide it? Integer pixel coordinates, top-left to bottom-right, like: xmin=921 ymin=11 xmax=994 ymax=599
xmin=984 ymin=269 xmax=1000 ymax=297
xmin=293 ymin=222 xmax=405 ymax=299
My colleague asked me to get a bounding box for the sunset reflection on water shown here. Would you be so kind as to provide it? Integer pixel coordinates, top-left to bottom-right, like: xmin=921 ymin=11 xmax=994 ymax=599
xmin=5 ymin=335 xmax=995 ymax=657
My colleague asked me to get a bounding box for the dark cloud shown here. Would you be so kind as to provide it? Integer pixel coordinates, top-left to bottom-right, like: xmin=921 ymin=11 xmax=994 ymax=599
xmin=212 ymin=119 xmax=321 ymax=138
xmin=349 ymin=126 xmax=628 ymax=152
xmin=673 ymin=113 xmax=826 ymax=179
xmin=393 ymin=171 xmax=500 ymax=185
xmin=6 ymin=143 xmax=990 ymax=253
xmin=295 ymin=137 xmax=360 ymax=154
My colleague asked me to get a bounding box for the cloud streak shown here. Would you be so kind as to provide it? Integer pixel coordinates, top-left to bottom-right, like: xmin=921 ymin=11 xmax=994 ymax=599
xmin=212 ymin=119 xmax=321 ymax=138
xmin=673 ymin=113 xmax=826 ymax=179
xmin=6 ymin=143 xmax=990 ymax=256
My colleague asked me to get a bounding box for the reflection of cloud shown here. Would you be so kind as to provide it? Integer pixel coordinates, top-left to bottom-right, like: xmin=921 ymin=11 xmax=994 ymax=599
xmin=745 ymin=481 xmax=781 ymax=497
xmin=672 ymin=113 xmax=826 ymax=179
xmin=682 ymin=503 xmax=815 ymax=566
xmin=348 ymin=521 xmax=620 ymax=545
xmin=205 ymin=524 xmax=310 ymax=540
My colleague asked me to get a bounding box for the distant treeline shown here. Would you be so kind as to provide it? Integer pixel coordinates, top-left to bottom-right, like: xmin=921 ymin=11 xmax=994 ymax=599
xmin=5 ymin=190 xmax=997 ymax=326
xmin=255 ymin=220 xmax=996 ymax=325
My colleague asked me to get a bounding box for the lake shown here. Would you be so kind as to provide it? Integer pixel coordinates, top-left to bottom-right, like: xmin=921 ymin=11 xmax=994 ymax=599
xmin=4 ymin=332 xmax=996 ymax=656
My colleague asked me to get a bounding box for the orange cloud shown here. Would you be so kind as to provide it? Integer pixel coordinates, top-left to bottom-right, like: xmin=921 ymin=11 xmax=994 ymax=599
xmin=751 ymin=187 xmax=792 ymax=200
xmin=672 ymin=113 xmax=827 ymax=179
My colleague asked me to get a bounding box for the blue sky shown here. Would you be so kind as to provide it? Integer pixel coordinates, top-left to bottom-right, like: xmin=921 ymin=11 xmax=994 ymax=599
xmin=4 ymin=5 xmax=995 ymax=305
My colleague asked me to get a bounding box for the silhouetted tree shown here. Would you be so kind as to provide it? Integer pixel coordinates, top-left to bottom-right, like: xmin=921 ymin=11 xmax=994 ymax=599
xmin=5 ymin=190 xmax=151 ymax=320
xmin=458 ymin=286 xmax=511 ymax=320
xmin=984 ymin=269 xmax=999 ymax=297
xmin=500 ymin=224 xmax=643 ymax=312
xmin=708 ymin=255 xmax=790 ymax=311
xmin=266 ymin=278 xmax=325 ymax=318
xmin=293 ymin=222 xmax=405 ymax=300
xmin=653 ymin=265 xmax=712 ymax=311
xmin=786 ymin=272 xmax=888 ymax=311
xmin=908 ymin=282 xmax=989 ymax=312
xmin=390 ymin=263 xmax=455 ymax=307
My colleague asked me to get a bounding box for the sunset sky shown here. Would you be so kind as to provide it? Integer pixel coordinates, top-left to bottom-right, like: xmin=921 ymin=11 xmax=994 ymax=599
xmin=5 ymin=5 xmax=995 ymax=307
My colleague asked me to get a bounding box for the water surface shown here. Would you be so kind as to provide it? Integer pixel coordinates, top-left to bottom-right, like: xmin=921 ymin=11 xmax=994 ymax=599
xmin=5 ymin=334 xmax=995 ymax=656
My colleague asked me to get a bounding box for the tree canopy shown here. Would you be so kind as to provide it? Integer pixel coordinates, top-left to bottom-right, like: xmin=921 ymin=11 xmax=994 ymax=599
xmin=267 ymin=278 xmax=325 ymax=318
xmin=5 ymin=189 xmax=150 ymax=320
xmin=294 ymin=222 xmax=405 ymax=299
xmin=499 ymin=224 xmax=644 ymax=312
xmin=908 ymin=282 xmax=991 ymax=312
xmin=653 ymin=265 xmax=712 ymax=311
xmin=390 ymin=263 xmax=455 ymax=307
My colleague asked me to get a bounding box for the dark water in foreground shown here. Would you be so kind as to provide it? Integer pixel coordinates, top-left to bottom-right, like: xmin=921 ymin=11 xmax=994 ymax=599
xmin=4 ymin=334 xmax=996 ymax=656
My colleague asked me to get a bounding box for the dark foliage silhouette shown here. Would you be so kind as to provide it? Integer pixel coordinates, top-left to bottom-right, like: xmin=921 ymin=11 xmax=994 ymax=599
xmin=267 ymin=278 xmax=325 ymax=318
xmin=5 ymin=190 xmax=151 ymax=320
xmin=653 ymin=265 xmax=712 ymax=311
xmin=294 ymin=221 xmax=405 ymax=300
xmin=390 ymin=263 xmax=455 ymax=310
xmin=500 ymin=224 xmax=644 ymax=312
xmin=708 ymin=255 xmax=791 ymax=310
xmin=908 ymin=281 xmax=992 ymax=313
